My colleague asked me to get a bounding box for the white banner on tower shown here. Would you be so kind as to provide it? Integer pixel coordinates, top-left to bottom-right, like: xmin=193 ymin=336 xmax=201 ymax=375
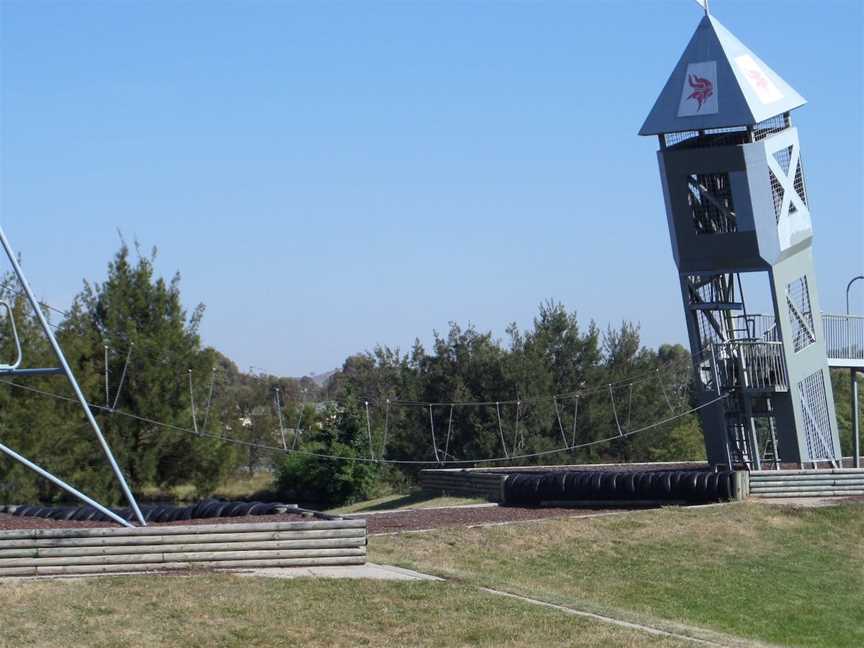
xmin=735 ymin=54 xmax=784 ymax=104
xmin=678 ymin=61 xmax=718 ymax=117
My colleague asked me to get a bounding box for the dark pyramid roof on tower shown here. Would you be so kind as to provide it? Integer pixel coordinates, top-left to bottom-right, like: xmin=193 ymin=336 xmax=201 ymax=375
xmin=639 ymin=14 xmax=805 ymax=136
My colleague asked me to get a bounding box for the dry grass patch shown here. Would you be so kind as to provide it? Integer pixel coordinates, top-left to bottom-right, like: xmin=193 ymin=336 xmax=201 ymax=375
xmin=0 ymin=574 xmax=693 ymax=648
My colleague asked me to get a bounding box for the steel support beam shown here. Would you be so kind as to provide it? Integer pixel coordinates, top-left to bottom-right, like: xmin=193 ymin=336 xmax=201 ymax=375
xmin=0 ymin=225 xmax=145 ymax=526
xmin=853 ymin=369 xmax=860 ymax=469
xmin=0 ymin=440 xmax=132 ymax=528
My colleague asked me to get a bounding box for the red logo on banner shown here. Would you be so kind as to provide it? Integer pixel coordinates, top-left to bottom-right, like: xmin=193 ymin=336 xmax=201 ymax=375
xmin=686 ymin=74 xmax=714 ymax=111
xmin=747 ymin=69 xmax=768 ymax=90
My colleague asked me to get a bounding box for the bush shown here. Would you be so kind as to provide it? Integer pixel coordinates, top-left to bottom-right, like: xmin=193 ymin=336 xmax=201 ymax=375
xmin=274 ymin=403 xmax=380 ymax=508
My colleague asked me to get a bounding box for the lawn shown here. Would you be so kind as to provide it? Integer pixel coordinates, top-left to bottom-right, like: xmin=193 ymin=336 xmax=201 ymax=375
xmin=371 ymin=501 xmax=864 ymax=648
xmin=0 ymin=575 xmax=693 ymax=648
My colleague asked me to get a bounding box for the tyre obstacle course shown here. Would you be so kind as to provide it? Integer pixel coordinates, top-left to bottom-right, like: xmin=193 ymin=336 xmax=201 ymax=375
xmin=504 ymin=469 xmax=738 ymax=506
xmin=421 ymin=465 xmax=747 ymax=505
xmin=3 ymin=500 xmax=316 ymax=524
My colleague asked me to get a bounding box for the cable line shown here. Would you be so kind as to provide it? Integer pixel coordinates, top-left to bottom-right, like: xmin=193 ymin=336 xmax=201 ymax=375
xmin=0 ymin=377 xmax=724 ymax=466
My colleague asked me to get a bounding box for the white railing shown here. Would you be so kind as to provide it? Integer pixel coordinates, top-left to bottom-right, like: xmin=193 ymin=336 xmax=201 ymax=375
xmin=822 ymin=313 xmax=864 ymax=361
xmin=743 ymin=313 xmax=780 ymax=342
xmin=698 ymin=340 xmax=788 ymax=393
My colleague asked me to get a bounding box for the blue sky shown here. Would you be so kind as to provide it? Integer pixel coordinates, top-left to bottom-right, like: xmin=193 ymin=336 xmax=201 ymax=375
xmin=1 ymin=1 xmax=862 ymax=377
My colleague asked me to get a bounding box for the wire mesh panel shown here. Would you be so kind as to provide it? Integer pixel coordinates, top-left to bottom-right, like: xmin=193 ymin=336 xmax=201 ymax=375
xmin=797 ymin=370 xmax=836 ymax=461
xmin=769 ymin=169 xmax=785 ymax=223
xmin=793 ymin=158 xmax=808 ymax=206
xmin=786 ymin=276 xmax=816 ymax=352
xmin=664 ymin=130 xmax=699 ymax=147
xmin=686 ymin=173 xmax=737 ymax=234
xmin=772 ymin=146 xmax=793 ymax=175
xmin=753 ymin=113 xmax=790 ymax=141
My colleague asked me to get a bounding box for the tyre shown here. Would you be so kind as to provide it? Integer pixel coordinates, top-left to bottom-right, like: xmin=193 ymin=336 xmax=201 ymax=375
xmin=718 ymin=472 xmax=735 ymax=500
xmin=694 ymin=472 xmax=712 ymax=501
xmin=538 ymin=473 xmax=567 ymax=500
xmin=599 ymin=473 xmax=618 ymax=499
xmin=617 ymin=472 xmax=637 ymax=498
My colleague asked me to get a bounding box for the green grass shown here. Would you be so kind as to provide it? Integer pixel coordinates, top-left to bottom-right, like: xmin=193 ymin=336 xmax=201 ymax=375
xmin=0 ymin=575 xmax=693 ymax=648
xmin=328 ymin=492 xmax=487 ymax=514
xmin=371 ymin=501 xmax=864 ymax=648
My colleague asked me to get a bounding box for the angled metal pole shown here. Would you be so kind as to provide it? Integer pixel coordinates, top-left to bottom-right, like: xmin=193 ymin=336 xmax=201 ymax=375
xmin=0 ymin=440 xmax=133 ymax=527
xmin=847 ymin=276 xmax=863 ymax=468
xmin=0 ymin=225 xmax=146 ymax=526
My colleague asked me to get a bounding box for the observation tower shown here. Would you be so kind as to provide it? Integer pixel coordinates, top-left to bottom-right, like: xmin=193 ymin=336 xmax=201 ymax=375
xmin=639 ymin=10 xmax=841 ymax=469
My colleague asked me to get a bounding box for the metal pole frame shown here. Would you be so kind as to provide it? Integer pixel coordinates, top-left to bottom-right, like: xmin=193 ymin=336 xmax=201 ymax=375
xmin=847 ymin=275 xmax=863 ymax=469
xmin=0 ymin=441 xmax=132 ymax=528
xmin=0 ymin=225 xmax=146 ymax=526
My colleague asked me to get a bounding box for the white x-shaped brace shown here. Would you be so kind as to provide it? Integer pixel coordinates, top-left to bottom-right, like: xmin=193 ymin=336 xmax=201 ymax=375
xmin=786 ymin=290 xmax=816 ymax=346
xmin=766 ymin=143 xmax=808 ymax=220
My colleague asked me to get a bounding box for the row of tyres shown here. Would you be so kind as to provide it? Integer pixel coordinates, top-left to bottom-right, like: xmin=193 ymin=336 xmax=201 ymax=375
xmin=504 ymin=470 xmax=736 ymax=505
xmin=10 ymin=500 xmax=287 ymax=523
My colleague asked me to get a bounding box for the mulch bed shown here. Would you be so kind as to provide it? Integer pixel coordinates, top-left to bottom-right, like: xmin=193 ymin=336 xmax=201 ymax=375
xmin=0 ymin=505 xmax=626 ymax=534
xmin=361 ymin=505 xmax=636 ymax=534
xmin=0 ymin=512 xmax=313 ymax=532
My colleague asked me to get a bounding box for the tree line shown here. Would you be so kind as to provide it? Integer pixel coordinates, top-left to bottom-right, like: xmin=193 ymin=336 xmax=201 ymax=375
xmin=0 ymin=243 xmax=859 ymax=507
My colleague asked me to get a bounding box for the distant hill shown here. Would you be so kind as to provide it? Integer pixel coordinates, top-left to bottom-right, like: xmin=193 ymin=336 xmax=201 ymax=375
xmin=307 ymin=369 xmax=338 ymax=387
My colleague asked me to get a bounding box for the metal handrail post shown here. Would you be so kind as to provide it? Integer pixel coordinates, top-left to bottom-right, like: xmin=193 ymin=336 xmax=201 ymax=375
xmin=0 ymin=225 xmax=146 ymax=526
xmin=847 ymin=276 xmax=863 ymax=468
xmin=0 ymin=440 xmax=133 ymax=527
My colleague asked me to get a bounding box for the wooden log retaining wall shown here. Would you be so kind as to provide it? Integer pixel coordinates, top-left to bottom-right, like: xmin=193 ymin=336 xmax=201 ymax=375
xmin=419 ymin=469 xmax=507 ymax=502
xmin=748 ymin=469 xmax=864 ymax=498
xmin=0 ymin=519 xmax=367 ymax=578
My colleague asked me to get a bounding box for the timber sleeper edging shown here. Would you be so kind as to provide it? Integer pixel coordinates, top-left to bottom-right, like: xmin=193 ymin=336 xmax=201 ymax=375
xmin=0 ymin=518 xmax=368 ymax=578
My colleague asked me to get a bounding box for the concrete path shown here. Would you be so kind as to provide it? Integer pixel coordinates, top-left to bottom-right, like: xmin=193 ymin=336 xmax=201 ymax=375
xmin=237 ymin=562 xmax=443 ymax=582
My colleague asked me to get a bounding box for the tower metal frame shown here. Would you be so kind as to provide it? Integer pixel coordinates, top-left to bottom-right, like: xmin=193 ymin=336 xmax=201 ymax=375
xmin=0 ymin=225 xmax=145 ymax=527
xmin=640 ymin=13 xmax=842 ymax=470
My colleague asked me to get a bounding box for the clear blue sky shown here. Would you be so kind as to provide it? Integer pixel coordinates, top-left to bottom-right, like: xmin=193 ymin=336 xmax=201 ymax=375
xmin=1 ymin=1 xmax=862 ymax=377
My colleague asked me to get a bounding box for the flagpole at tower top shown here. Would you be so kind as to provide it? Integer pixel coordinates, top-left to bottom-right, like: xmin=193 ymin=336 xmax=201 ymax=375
xmin=696 ymin=0 xmax=710 ymax=16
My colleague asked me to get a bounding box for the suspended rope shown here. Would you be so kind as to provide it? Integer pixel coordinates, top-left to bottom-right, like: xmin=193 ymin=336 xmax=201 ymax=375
xmin=609 ymin=384 xmax=623 ymax=437
xmin=199 ymin=366 xmax=216 ymax=433
xmin=495 ymin=401 xmax=509 ymax=459
xmin=274 ymin=387 xmax=288 ymax=450
xmin=443 ymin=404 xmax=454 ymax=462
xmin=291 ymin=405 xmax=303 ymax=451
xmin=0 ymin=377 xmax=727 ymax=466
xmin=429 ymin=405 xmax=442 ymax=465
xmin=365 ymin=401 xmax=375 ymax=461
xmin=553 ymin=396 xmax=568 ymax=448
xmin=103 ymin=345 xmax=110 ymax=408
xmin=657 ymin=368 xmax=676 ymax=414
xmin=188 ymin=369 xmax=199 ymax=435
xmin=511 ymin=400 xmax=521 ymax=453
xmin=388 ymin=360 xmax=686 ymax=407
xmin=571 ymin=397 xmax=579 ymax=446
xmin=379 ymin=399 xmax=391 ymax=459
xmin=110 ymin=344 xmax=134 ymax=412
xmin=626 ymin=383 xmax=633 ymax=432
